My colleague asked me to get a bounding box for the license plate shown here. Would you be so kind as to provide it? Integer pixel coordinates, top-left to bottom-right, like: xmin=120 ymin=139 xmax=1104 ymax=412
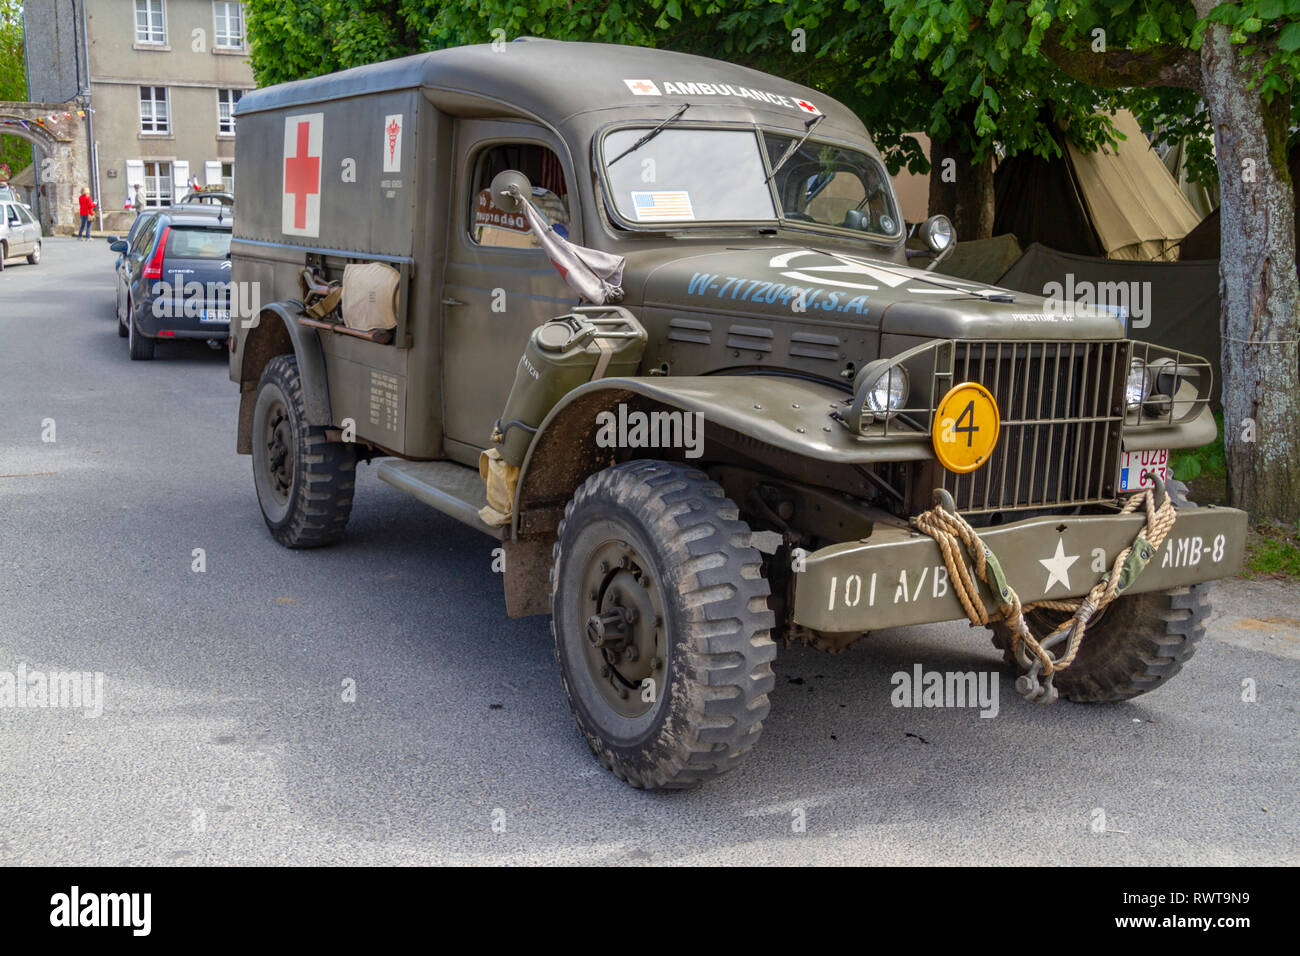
xmin=1119 ymin=448 xmax=1169 ymax=491
xmin=200 ymin=309 xmax=230 ymax=323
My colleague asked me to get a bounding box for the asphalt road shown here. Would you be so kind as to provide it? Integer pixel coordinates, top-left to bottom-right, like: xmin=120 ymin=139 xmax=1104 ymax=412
xmin=1 ymin=238 xmax=1297 ymax=865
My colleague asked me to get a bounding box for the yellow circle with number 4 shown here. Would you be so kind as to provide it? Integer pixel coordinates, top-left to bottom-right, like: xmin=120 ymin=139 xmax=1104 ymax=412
xmin=932 ymin=382 xmax=1000 ymax=473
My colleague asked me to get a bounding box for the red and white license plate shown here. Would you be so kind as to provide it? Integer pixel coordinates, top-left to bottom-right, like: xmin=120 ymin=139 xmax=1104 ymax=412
xmin=1119 ymin=448 xmax=1169 ymax=491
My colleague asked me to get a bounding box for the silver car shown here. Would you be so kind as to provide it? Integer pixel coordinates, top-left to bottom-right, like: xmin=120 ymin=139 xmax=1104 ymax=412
xmin=0 ymin=200 xmax=42 ymax=270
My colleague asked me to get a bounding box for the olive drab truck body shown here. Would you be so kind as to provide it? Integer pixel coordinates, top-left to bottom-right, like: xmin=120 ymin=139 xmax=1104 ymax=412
xmin=230 ymin=39 xmax=1247 ymax=789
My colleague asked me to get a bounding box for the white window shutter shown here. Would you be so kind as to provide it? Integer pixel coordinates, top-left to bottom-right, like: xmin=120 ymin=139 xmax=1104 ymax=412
xmin=125 ymin=160 xmax=145 ymax=190
xmin=204 ymin=161 xmax=223 ymax=186
xmin=173 ymin=160 xmax=190 ymax=201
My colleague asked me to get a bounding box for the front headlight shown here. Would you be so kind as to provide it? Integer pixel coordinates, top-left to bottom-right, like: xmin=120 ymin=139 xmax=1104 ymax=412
xmin=856 ymin=361 xmax=910 ymax=415
xmin=1126 ymin=358 xmax=1152 ymax=407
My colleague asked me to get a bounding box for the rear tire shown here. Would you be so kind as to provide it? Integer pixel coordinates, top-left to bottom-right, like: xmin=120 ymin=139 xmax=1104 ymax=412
xmin=251 ymin=354 xmax=356 ymax=548
xmin=127 ymin=312 xmax=154 ymax=360
xmin=26 ymin=242 xmax=40 ymax=265
xmin=550 ymin=461 xmax=776 ymax=789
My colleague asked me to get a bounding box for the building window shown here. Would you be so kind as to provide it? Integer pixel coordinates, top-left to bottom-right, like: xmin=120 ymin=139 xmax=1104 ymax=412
xmin=140 ymin=86 xmax=169 ymax=134
xmin=217 ymin=89 xmax=242 ymax=135
xmin=221 ymin=162 xmax=234 ymax=193
xmin=143 ymin=161 xmax=173 ymax=207
xmin=135 ymin=0 xmax=166 ymax=45
xmin=213 ymin=2 xmax=244 ymax=49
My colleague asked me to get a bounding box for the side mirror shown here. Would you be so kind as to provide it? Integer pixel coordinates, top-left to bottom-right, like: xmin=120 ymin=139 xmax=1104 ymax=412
xmin=489 ymin=170 xmax=532 ymax=212
xmin=109 ymin=240 xmax=128 ymax=253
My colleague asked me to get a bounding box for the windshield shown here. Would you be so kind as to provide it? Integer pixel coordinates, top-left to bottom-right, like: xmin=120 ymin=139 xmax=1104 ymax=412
xmin=762 ymin=133 xmax=900 ymax=236
xmin=603 ymin=127 xmax=775 ymax=223
xmin=600 ymin=126 xmax=900 ymax=238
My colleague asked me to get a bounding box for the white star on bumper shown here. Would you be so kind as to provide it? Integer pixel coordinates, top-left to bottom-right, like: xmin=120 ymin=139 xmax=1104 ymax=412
xmin=1039 ymin=539 xmax=1080 ymax=593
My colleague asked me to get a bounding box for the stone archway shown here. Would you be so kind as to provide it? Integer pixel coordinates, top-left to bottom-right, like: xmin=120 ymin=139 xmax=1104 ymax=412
xmin=0 ymin=98 xmax=93 ymax=235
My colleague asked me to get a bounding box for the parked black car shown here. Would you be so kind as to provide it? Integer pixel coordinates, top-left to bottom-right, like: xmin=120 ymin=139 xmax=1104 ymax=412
xmin=111 ymin=210 xmax=232 ymax=360
xmin=107 ymin=202 xmax=227 ymax=272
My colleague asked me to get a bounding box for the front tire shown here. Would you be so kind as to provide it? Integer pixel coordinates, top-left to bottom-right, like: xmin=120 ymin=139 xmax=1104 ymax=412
xmin=992 ymin=478 xmax=1209 ymax=703
xmin=991 ymin=584 xmax=1212 ymax=703
xmin=550 ymin=461 xmax=776 ymax=789
xmin=251 ymin=354 xmax=356 ymax=548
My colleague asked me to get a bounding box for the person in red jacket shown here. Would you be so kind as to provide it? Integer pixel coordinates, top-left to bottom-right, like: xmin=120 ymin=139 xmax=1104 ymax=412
xmin=77 ymin=188 xmax=96 ymax=240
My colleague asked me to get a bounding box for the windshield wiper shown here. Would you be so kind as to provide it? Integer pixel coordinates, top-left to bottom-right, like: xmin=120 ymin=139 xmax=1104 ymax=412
xmin=765 ymin=112 xmax=825 ymax=184
xmin=608 ymin=103 xmax=691 ymax=166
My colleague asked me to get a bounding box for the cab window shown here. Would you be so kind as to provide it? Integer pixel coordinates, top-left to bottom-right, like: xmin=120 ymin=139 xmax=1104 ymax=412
xmin=470 ymin=143 xmax=570 ymax=249
xmin=4 ymin=204 xmax=18 ymax=226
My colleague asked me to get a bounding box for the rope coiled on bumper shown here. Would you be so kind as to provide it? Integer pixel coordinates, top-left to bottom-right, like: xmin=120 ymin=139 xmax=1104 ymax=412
xmin=911 ymin=484 xmax=1178 ymax=701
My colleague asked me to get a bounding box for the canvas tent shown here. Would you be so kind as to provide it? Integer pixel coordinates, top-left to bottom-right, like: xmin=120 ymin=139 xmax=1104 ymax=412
xmin=997 ymin=243 xmax=1223 ymax=404
xmin=935 ymin=233 xmax=1023 ymax=285
xmin=994 ymin=110 xmax=1202 ymax=261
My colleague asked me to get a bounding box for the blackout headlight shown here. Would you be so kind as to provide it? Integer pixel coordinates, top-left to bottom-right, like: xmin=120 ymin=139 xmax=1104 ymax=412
xmin=853 ymin=360 xmax=910 ymax=419
xmin=1126 ymin=358 xmax=1152 ymax=407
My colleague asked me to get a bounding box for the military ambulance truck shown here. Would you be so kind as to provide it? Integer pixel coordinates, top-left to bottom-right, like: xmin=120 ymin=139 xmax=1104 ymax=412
xmin=230 ymin=39 xmax=1247 ymax=789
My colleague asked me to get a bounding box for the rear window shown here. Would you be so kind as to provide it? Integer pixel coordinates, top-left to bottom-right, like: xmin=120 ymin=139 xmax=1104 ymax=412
xmin=165 ymin=227 xmax=231 ymax=259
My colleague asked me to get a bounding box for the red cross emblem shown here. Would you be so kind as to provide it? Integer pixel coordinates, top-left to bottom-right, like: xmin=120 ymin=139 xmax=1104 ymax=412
xmin=623 ymin=79 xmax=661 ymax=95
xmin=282 ymin=113 xmax=322 ymax=236
xmin=796 ymin=99 xmax=820 ymax=114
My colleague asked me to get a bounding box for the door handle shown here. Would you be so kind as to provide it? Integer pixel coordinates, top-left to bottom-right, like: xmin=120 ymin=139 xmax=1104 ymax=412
xmin=441 ymin=297 xmax=465 ymax=307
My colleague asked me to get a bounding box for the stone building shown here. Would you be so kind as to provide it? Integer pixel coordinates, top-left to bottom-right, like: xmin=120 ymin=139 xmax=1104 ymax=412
xmin=21 ymin=0 xmax=255 ymax=232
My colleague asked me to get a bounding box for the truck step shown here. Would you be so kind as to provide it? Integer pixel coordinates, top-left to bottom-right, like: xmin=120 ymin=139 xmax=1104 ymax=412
xmin=375 ymin=459 xmax=506 ymax=540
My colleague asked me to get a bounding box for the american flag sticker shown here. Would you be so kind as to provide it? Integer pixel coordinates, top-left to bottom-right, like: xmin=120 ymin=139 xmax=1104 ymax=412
xmin=631 ymin=190 xmax=695 ymax=221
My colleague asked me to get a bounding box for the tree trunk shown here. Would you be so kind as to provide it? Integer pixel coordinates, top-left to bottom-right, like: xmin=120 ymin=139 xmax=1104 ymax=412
xmin=1196 ymin=11 xmax=1300 ymax=523
xmin=927 ymin=134 xmax=995 ymax=241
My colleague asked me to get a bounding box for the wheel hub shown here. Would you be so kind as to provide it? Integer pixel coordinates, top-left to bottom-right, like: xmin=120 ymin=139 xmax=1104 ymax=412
xmin=579 ymin=540 xmax=665 ymax=718
xmin=265 ymin=406 xmax=293 ymax=498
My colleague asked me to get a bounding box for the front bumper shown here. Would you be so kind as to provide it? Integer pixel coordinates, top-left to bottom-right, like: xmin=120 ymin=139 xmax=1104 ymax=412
xmin=792 ymin=503 xmax=1247 ymax=633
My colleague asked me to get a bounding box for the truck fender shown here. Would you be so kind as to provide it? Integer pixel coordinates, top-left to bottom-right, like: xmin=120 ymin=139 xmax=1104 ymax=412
xmin=511 ymin=373 xmax=933 ymax=531
xmin=235 ymin=300 xmax=333 ymax=454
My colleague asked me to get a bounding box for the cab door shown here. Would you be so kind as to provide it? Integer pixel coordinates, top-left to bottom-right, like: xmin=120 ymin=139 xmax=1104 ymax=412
xmin=17 ymin=204 xmax=34 ymax=253
xmin=440 ymin=119 xmax=579 ymax=465
xmin=3 ymin=203 xmax=27 ymax=255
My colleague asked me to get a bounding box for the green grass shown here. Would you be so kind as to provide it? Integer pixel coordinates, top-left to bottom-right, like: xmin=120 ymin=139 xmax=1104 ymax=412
xmin=1245 ymin=525 xmax=1300 ymax=581
xmin=1170 ymin=412 xmax=1226 ymax=484
xmin=1168 ymin=412 xmax=1228 ymax=505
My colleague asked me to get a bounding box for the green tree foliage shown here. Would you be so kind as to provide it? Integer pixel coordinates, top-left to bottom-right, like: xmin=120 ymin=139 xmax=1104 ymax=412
xmin=915 ymin=0 xmax=1299 ymax=521
xmin=0 ymin=0 xmax=33 ymax=178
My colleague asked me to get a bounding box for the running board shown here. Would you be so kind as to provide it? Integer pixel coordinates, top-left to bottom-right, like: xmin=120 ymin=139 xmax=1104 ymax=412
xmin=375 ymin=459 xmax=506 ymax=540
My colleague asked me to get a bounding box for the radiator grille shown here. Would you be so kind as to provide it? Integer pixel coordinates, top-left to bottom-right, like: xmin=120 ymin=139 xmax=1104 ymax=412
xmin=940 ymin=341 xmax=1127 ymax=513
